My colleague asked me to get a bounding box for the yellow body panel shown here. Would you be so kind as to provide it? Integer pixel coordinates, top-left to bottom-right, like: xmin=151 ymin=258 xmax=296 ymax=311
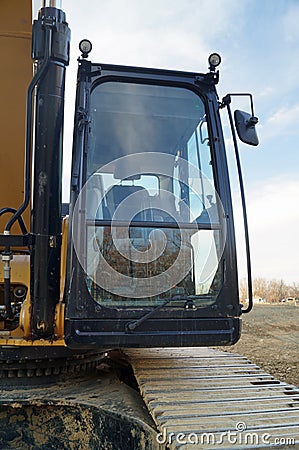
xmin=0 ymin=0 xmax=32 ymax=235
xmin=0 ymin=254 xmax=30 ymax=285
xmin=60 ymin=216 xmax=68 ymax=303
xmin=0 ymin=337 xmax=66 ymax=346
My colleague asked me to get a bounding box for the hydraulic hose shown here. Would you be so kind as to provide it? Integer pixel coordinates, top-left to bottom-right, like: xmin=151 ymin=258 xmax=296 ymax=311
xmin=5 ymin=26 xmax=53 ymax=233
xmin=0 ymin=207 xmax=27 ymax=235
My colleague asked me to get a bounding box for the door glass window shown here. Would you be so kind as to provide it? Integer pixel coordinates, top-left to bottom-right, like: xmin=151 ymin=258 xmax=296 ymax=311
xmin=73 ymin=82 xmax=225 ymax=306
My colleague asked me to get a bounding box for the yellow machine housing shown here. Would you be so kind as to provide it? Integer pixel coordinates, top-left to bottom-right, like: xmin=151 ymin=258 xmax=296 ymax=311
xmin=0 ymin=0 xmax=32 ymax=234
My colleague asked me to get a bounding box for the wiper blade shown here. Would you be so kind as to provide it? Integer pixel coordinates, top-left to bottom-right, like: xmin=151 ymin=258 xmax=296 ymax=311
xmin=125 ymin=295 xmax=197 ymax=332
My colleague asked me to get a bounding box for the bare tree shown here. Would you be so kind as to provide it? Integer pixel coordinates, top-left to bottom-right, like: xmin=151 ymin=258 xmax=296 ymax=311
xmin=239 ymin=277 xmax=299 ymax=303
xmin=268 ymin=279 xmax=288 ymax=303
xmin=253 ymin=277 xmax=268 ymax=300
xmin=289 ymin=282 xmax=299 ymax=299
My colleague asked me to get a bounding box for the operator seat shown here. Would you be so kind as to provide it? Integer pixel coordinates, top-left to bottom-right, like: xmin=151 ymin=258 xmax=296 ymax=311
xmin=105 ymin=184 xmax=150 ymax=221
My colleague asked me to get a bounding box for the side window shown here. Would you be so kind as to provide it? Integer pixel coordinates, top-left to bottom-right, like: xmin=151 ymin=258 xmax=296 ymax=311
xmin=187 ymin=120 xmax=217 ymax=219
xmin=172 ymin=120 xmax=218 ymax=222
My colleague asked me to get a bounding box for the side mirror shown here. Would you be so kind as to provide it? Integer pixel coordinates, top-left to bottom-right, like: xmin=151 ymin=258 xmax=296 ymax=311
xmin=234 ymin=110 xmax=259 ymax=146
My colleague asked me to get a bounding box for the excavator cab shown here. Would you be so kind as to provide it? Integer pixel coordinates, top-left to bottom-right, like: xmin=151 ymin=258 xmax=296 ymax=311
xmin=64 ymin=57 xmax=241 ymax=348
xmin=0 ymin=3 xmax=258 ymax=355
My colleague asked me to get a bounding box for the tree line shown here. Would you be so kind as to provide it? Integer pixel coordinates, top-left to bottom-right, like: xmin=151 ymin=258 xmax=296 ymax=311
xmin=239 ymin=277 xmax=299 ymax=303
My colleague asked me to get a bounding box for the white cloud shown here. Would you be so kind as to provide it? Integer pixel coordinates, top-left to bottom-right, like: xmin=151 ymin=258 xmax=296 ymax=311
xmin=259 ymin=103 xmax=299 ymax=142
xmin=233 ymin=176 xmax=299 ymax=283
xmin=60 ymin=0 xmax=244 ymax=71
xmin=256 ymin=86 xmax=273 ymax=98
xmin=268 ymin=104 xmax=299 ymax=128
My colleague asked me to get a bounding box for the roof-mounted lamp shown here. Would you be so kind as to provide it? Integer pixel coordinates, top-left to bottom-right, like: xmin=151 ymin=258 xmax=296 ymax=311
xmin=79 ymin=39 xmax=92 ymax=58
xmin=208 ymin=53 xmax=221 ymax=72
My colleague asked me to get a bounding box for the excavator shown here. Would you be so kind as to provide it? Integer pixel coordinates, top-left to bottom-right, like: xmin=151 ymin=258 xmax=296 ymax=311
xmin=2 ymin=1 xmax=297 ymax=449
xmin=0 ymin=0 xmax=259 ymax=348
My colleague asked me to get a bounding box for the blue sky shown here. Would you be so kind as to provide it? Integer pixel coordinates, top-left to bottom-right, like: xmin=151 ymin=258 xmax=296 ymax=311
xmin=34 ymin=0 xmax=299 ymax=283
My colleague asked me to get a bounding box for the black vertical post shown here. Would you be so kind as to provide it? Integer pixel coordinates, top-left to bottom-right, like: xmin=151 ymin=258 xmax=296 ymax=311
xmin=30 ymin=6 xmax=70 ymax=337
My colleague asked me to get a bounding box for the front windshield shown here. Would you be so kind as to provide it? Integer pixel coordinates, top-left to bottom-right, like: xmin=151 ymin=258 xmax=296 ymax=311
xmin=74 ymin=81 xmax=225 ymax=307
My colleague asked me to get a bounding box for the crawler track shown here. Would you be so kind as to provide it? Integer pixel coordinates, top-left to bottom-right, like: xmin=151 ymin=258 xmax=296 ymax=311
xmin=126 ymin=347 xmax=299 ymax=449
xmin=0 ymin=353 xmax=105 ymax=380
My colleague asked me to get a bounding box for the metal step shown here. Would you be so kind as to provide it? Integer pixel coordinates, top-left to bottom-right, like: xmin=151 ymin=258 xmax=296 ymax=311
xmin=126 ymin=348 xmax=299 ymax=449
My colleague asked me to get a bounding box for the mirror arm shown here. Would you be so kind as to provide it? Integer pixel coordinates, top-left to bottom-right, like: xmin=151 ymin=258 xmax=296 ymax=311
xmin=221 ymin=92 xmax=255 ymax=117
xmin=225 ymin=101 xmax=253 ymax=314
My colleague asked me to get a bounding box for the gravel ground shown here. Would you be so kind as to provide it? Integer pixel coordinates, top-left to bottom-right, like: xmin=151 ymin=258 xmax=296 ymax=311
xmin=219 ymin=304 xmax=299 ymax=387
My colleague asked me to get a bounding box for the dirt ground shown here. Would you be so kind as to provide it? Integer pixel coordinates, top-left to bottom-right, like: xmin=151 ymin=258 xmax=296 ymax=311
xmin=219 ymin=304 xmax=299 ymax=388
